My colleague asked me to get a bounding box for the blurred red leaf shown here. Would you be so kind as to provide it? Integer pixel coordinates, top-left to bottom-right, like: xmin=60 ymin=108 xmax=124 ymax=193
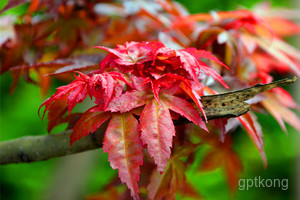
xmin=267 ymin=17 xmax=300 ymax=36
xmin=198 ymin=131 xmax=243 ymax=192
xmin=147 ymin=145 xmax=200 ymax=200
xmin=262 ymin=92 xmax=300 ymax=132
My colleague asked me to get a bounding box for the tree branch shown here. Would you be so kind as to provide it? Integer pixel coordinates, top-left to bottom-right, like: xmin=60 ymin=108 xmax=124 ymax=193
xmin=0 ymin=129 xmax=105 ymax=165
xmin=0 ymin=77 xmax=297 ymax=165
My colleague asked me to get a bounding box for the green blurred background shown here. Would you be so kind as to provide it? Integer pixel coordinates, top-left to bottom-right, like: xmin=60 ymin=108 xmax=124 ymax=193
xmin=0 ymin=0 xmax=299 ymax=200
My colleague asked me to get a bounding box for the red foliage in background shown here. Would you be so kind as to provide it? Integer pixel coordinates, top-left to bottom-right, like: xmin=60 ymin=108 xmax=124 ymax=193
xmin=1 ymin=1 xmax=300 ymax=199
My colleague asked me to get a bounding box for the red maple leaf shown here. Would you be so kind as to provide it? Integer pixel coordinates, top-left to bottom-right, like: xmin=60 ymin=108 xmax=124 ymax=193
xmin=40 ymin=41 xmax=229 ymax=199
xmin=103 ymin=113 xmax=143 ymax=199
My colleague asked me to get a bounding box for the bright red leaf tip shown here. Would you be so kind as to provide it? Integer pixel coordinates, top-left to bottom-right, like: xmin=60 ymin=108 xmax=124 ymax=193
xmin=180 ymin=82 xmax=208 ymax=123
xmin=183 ymin=48 xmax=230 ymax=89
xmin=238 ymin=113 xmax=267 ymax=168
xmin=39 ymin=72 xmax=89 ymax=119
xmin=163 ymin=94 xmax=207 ymax=131
xmin=184 ymin=48 xmax=230 ymax=70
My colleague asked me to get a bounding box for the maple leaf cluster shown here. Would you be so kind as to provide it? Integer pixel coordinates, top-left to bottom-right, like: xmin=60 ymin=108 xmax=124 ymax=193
xmin=1 ymin=0 xmax=300 ymax=199
xmin=38 ymin=41 xmax=230 ymax=199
